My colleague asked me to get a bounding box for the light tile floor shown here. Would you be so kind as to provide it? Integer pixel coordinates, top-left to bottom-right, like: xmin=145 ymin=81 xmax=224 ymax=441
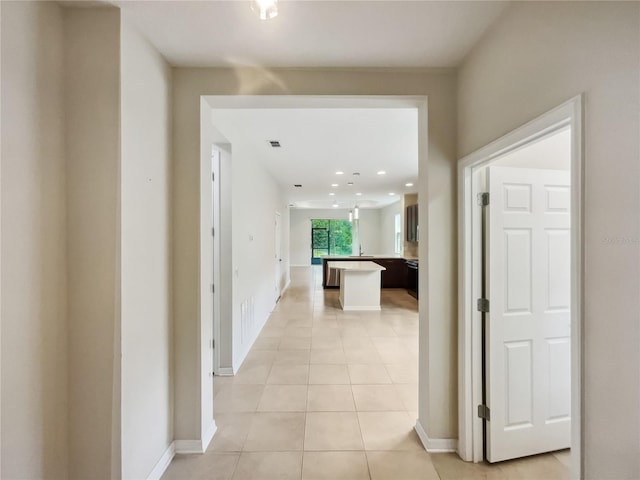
xmin=163 ymin=266 xmax=569 ymax=480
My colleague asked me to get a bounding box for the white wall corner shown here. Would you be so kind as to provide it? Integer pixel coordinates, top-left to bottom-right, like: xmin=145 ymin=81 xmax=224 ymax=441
xmin=414 ymin=420 xmax=458 ymax=453
xmin=146 ymin=443 xmax=175 ymax=480
xmin=174 ymin=421 xmax=218 ymax=457
xmin=174 ymin=439 xmax=204 ymax=454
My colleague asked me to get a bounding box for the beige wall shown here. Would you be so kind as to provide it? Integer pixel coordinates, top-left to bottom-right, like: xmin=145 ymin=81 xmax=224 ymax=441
xmin=0 ymin=2 xmax=68 ymax=477
xmin=172 ymin=68 xmax=458 ymax=441
xmin=458 ymin=2 xmax=639 ymax=477
xmin=64 ymin=7 xmax=121 ymax=479
xmin=120 ymin=17 xmax=173 ymax=479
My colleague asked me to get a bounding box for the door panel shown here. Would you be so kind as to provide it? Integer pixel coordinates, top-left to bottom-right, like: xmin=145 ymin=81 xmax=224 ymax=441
xmin=487 ymin=166 xmax=571 ymax=462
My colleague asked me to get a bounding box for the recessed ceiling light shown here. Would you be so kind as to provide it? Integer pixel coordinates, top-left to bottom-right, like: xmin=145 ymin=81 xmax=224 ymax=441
xmin=405 ymin=182 xmax=414 ymax=187
xmin=268 ymin=140 xmax=281 ymax=148
xmin=389 ymin=192 xmax=396 ymax=196
xmin=377 ymin=170 xmax=386 ymax=175
xmin=332 ymin=203 xmax=339 ymax=208
xmin=356 ymin=192 xmax=362 ymax=196
xmin=347 ymin=182 xmax=354 ymax=186
xmin=329 ymin=192 xmax=335 ymax=196
xmin=336 ymin=171 xmax=344 ymax=175
xmin=352 ymin=172 xmax=360 ymax=176
xmin=331 ymin=183 xmax=339 ymax=187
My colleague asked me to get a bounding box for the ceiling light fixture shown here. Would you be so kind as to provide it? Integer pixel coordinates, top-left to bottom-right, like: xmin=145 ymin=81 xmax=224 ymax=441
xmin=331 ymin=183 xmax=339 ymax=187
xmin=389 ymin=192 xmax=396 ymax=196
xmin=377 ymin=170 xmax=386 ymax=175
xmin=356 ymin=192 xmax=362 ymax=196
xmin=336 ymin=171 xmax=344 ymax=175
xmin=329 ymin=192 xmax=335 ymax=196
xmin=251 ymin=0 xmax=278 ymax=20
xmin=405 ymin=182 xmax=414 ymax=187
xmin=347 ymin=182 xmax=354 ymax=186
xmin=332 ymin=203 xmax=339 ymax=208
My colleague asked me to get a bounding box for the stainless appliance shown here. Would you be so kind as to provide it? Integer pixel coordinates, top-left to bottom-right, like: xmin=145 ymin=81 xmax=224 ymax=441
xmin=406 ymin=259 xmax=418 ymax=299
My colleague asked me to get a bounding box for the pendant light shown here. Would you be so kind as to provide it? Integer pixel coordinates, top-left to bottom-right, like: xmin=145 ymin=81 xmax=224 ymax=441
xmin=251 ymin=0 xmax=278 ymax=20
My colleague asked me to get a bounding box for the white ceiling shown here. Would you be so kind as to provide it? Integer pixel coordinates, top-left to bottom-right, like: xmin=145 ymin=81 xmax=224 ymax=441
xmin=113 ymin=0 xmax=509 ymax=68
xmin=107 ymin=0 xmax=511 ymax=210
xmin=210 ymin=107 xmax=418 ymax=209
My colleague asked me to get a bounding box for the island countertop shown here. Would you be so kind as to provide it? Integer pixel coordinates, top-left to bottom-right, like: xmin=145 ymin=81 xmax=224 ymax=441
xmin=322 ymin=256 xmax=417 ymax=289
xmin=327 ymin=261 xmax=387 ymax=272
xmin=321 ymin=254 xmax=418 ymax=260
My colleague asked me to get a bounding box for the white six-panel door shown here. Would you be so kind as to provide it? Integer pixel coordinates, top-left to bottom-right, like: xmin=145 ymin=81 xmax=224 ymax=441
xmin=487 ymin=166 xmax=571 ymax=462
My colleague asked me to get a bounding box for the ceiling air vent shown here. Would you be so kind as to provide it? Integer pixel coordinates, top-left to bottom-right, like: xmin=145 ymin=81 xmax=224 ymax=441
xmin=294 ymin=184 xmax=302 ymax=188
xmin=269 ymin=140 xmax=281 ymax=148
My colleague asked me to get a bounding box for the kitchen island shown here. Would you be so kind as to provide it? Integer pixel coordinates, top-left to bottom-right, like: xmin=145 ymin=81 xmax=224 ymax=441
xmin=327 ymin=261 xmax=386 ymax=311
xmin=322 ymin=255 xmax=414 ymax=289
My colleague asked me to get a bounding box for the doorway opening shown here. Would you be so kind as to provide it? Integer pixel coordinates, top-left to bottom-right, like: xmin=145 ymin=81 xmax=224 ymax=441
xmin=200 ymin=95 xmax=434 ymax=455
xmin=458 ymin=96 xmax=583 ymax=477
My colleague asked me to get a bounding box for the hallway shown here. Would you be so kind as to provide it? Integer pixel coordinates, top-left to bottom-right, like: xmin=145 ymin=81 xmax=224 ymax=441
xmin=162 ymin=267 xmax=569 ymax=479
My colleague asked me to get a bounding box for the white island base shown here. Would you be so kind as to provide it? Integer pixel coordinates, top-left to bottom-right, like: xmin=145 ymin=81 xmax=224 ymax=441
xmin=327 ymin=261 xmax=386 ymax=311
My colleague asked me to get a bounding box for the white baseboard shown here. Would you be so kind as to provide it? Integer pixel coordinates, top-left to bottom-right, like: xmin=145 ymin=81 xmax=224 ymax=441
xmin=146 ymin=443 xmax=175 ymax=480
xmin=175 ymin=421 xmax=218 ymax=455
xmin=174 ymin=439 xmax=204 ymax=454
xmin=202 ymin=421 xmax=217 ymax=452
xmin=414 ymin=419 xmax=458 ymax=453
xmin=149 ymin=423 xmax=217 ymax=479
xmin=217 ymin=367 xmax=234 ymax=376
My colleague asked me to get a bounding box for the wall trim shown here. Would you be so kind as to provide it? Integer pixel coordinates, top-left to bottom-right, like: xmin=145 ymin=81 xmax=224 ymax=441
xmin=216 ymin=367 xmax=234 ymax=376
xmin=174 ymin=439 xmax=203 ymax=454
xmin=414 ymin=420 xmax=458 ymax=452
xmin=202 ymin=421 xmax=217 ymax=452
xmin=146 ymin=443 xmax=176 ymax=480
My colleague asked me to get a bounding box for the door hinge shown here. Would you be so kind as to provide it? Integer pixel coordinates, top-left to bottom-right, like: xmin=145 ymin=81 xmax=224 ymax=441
xmin=477 ymin=298 xmax=490 ymax=313
xmin=478 ymin=404 xmax=491 ymax=421
xmin=212 ymin=172 xmax=215 ymax=181
xmin=477 ymin=192 xmax=490 ymax=206
xmin=211 ymin=283 xmax=215 ymax=293
xmin=212 ymin=227 xmax=215 ymax=236
xmin=210 ymin=339 xmax=215 ymax=349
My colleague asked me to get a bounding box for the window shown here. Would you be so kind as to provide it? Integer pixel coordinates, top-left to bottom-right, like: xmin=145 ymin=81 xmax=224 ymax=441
xmin=394 ymin=213 xmax=402 ymax=254
xmin=311 ymin=219 xmax=353 ymax=264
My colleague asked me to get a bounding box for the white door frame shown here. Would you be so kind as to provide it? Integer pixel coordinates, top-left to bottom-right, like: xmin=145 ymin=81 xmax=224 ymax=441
xmin=457 ymin=96 xmax=583 ymax=477
xmin=211 ymin=148 xmax=221 ymax=375
xmin=275 ymin=211 xmax=282 ymax=303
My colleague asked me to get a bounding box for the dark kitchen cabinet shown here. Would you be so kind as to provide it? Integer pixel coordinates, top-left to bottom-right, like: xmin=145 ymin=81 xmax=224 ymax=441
xmin=406 ymin=204 xmax=419 ymax=242
xmin=375 ymin=259 xmax=408 ymax=288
